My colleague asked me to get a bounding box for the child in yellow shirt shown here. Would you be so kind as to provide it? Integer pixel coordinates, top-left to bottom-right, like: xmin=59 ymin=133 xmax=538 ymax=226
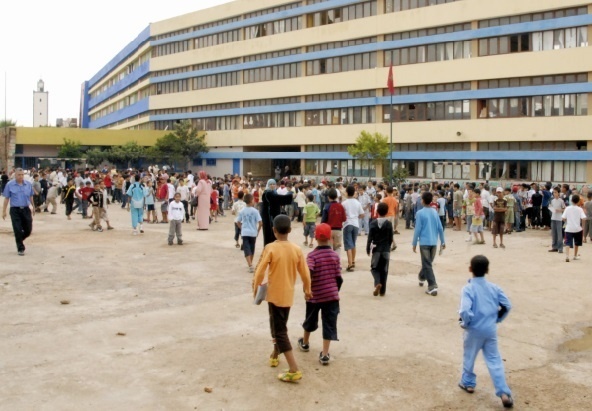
xmin=253 ymin=214 xmax=312 ymax=382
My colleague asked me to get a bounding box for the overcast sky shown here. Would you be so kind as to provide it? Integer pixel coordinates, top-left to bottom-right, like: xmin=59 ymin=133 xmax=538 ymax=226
xmin=0 ymin=0 xmax=233 ymax=127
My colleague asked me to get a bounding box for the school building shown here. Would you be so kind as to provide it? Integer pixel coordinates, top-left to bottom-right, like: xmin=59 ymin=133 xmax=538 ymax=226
xmin=74 ymin=0 xmax=592 ymax=183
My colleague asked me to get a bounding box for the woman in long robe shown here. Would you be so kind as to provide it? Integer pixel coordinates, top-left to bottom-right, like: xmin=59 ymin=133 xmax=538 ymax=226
xmin=195 ymin=171 xmax=212 ymax=230
xmin=261 ymin=179 xmax=294 ymax=246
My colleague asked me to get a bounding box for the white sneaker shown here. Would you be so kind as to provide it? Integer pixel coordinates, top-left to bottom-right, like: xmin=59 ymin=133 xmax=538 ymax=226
xmin=133 ymin=230 xmax=138 ymax=236
xmin=573 ymin=256 xmax=580 ymax=260
xmin=465 ymin=236 xmax=473 ymax=242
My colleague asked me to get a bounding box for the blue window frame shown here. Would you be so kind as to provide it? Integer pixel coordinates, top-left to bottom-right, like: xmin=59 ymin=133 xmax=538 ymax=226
xmin=206 ymin=159 xmax=217 ymax=166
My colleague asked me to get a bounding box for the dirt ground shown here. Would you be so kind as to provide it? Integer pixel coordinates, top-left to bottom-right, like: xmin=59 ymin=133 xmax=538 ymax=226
xmin=1 ymin=203 xmax=591 ymax=411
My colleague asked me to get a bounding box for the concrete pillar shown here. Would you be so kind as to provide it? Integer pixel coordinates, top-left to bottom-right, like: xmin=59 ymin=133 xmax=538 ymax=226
xmin=375 ymin=162 xmax=384 ymax=179
xmin=470 ymin=141 xmax=478 ymax=181
xmin=300 ymin=145 xmax=306 ymax=177
xmin=470 ymin=80 xmax=479 ymax=119
xmin=471 ymin=21 xmax=479 ymax=58
xmin=587 ymin=141 xmax=592 ymax=184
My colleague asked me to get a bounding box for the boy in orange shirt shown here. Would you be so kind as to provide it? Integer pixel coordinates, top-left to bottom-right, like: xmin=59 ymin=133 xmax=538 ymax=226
xmin=382 ymin=186 xmax=399 ymax=251
xmin=253 ymin=215 xmax=312 ymax=382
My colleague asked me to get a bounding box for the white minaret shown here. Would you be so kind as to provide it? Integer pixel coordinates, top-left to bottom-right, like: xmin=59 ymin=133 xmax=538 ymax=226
xmin=33 ymin=79 xmax=48 ymax=127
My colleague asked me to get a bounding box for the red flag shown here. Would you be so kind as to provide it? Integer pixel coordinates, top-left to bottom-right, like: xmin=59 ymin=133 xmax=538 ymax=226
xmin=387 ymin=64 xmax=395 ymax=96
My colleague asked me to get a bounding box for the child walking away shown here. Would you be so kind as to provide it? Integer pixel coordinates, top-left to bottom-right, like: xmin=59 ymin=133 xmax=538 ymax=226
xmin=549 ymin=188 xmax=565 ymax=253
xmin=297 ymin=223 xmax=342 ymax=365
xmin=458 ymin=255 xmax=513 ymax=409
xmin=491 ymin=187 xmax=508 ymax=249
xmin=232 ymin=191 xmax=246 ymax=249
xmin=321 ymin=188 xmax=346 ymax=255
xmin=252 ymin=215 xmax=312 ymax=382
xmin=366 ymin=203 xmax=393 ymax=297
xmin=303 ymin=193 xmax=320 ymax=248
xmin=88 ymin=181 xmax=113 ymax=232
xmin=583 ymin=192 xmax=592 ymax=243
xmin=470 ymin=188 xmax=485 ymax=245
xmin=237 ymin=194 xmax=262 ymax=273
xmin=562 ymin=194 xmax=586 ymax=262
xmin=167 ymin=193 xmax=185 ymax=245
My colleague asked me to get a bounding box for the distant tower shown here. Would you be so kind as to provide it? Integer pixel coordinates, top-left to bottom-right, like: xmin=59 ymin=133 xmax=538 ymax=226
xmin=33 ymin=79 xmax=49 ymax=127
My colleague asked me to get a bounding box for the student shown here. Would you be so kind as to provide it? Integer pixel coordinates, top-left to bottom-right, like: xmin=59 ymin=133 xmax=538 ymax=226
xmin=453 ymin=183 xmax=463 ymax=231
xmin=584 ymin=192 xmax=592 ymax=243
xmin=366 ymin=202 xmax=393 ymax=297
xmin=88 ymin=181 xmax=113 ymax=232
xmin=491 ymin=187 xmax=508 ymax=249
xmin=470 ymin=188 xmax=485 ymax=245
xmin=321 ymin=188 xmax=346 ymax=255
xmin=252 ymin=215 xmax=312 ymax=382
xmin=232 ymin=191 xmax=246 ymax=249
xmin=503 ymin=188 xmax=515 ymax=234
xmin=382 ymin=186 xmax=399 ymax=251
xmin=436 ymin=192 xmax=447 ymax=231
xmin=458 ymin=255 xmax=513 ymax=409
xmin=342 ymin=185 xmax=365 ymax=271
xmin=297 ymin=223 xmax=342 ymax=366
xmin=167 ymin=193 xmax=185 ymax=246
xmin=562 ymin=194 xmax=586 ymax=262
xmin=412 ymin=192 xmax=445 ymax=296
xmin=302 ymin=193 xmax=320 ymax=248
xmin=210 ymin=183 xmax=219 ymax=223
xmin=464 ymin=189 xmax=476 ymax=242
xmin=237 ymin=194 xmax=262 ymax=273
xmin=549 ymin=187 xmax=566 ymax=253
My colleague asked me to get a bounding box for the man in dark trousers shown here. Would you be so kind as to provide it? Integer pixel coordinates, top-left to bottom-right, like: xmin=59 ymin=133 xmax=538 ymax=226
xmin=2 ymin=168 xmax=35 ymax=256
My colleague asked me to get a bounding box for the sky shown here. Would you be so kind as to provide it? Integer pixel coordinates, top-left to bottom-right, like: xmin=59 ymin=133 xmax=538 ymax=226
xmin=0 ymin=0 xmax=233 ymax=127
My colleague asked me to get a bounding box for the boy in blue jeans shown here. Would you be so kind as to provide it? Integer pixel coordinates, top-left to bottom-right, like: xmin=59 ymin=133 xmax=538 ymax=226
xmin=458 ymin=255 xmax=513 ymax=408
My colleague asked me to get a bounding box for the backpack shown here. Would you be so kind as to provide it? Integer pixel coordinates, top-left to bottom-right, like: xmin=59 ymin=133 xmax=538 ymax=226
xmin=328 ymin=202 xmax=346 ymax=227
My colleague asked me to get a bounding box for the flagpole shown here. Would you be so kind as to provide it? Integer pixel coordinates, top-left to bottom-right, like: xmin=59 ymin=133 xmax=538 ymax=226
xmin=389 ymin=92 xmax=393 ymax=187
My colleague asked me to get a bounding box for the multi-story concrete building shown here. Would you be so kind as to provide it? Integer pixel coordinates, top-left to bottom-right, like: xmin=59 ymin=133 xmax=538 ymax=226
xmin=80 ymin=0 xmax=592 ymax=183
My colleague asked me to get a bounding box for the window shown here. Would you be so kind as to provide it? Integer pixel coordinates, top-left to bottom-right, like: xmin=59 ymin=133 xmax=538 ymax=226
xmin=193 ymin=159 xmax=203 ymax=166
xmin=479 ymin=94 xmax=587 ymax=119
xmin=384 ymin=0 xmax=460 ymax=13
xmin=206 ymin=159 xmax=217 ymax=166
xmin=306 ymin=107 xmax=375 ymax=126
xmin=383 ymin=100 xmax=470 ymax=122
xmin=308 ymin=1 xmax=376 ymax=27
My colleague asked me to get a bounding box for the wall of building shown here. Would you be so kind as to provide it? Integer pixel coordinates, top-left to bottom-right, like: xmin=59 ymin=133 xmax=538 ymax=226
xmin=33 ymin=92 xmax=48 ymax=127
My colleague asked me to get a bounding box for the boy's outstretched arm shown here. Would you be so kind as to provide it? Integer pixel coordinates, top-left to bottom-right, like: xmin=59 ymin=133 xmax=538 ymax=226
xmin=297 ymin=250 xmax=312 ymax=299
xmin=252 ymin=247 xmax=271 ymax=297
xmin=459 ymin=286 xmax=474 ymax=327
xmin=497 ymin=287 xmax=512 ymax=323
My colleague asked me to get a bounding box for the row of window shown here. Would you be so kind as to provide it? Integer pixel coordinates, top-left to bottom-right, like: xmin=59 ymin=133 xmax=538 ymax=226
xmin=478 ymin=94 xmax=588 ymax=119
xmin=306 ymin=106 xmax=376 ymax=126
xmin=479 ymin=27 xmax=588 ymax=56
xmin=306 ymin=90 xmax=376 ymax=103
xmin=243 ymin=112 xmax=302 ymax=129
xmin=243 ymin=63 xmax=301 ymax=84
xmin=244 ymin=97 xmax=300 ymax=108
xmin=386 ymin=40 xmax=471 ymax=66
xmin=90 ymin=53 xmax=150 ymax=99
xmin=385 ymin=82 xmax=471 ymax=96
xmin=244 ymin=48 xmax=300 ymax=63
xmin=152 ymin=40 xmax=190 ymax=58
xmin=305 ymin=159 xmax=377 ymax=177
xmin=478 ymin=7 xmax=588 ymax=28
xmin=478 ymin=141 xmax=587 ymax=152
xmin=384 ymin=0 xmax=460 ymax=13
xmin=384 ymin=100 xmax=471 ymax=122
xmin=478 ymin=74 xmax=588 ymax=89
xmin=307 ymin=52 xmax=377 ymax=75
xmin=245 ymin=16 xmax=302 ymax=40
xmin=195 ymin=29 xmax=241 ymax=50
xmin=307 ymin=1 xmax=377 ymax=27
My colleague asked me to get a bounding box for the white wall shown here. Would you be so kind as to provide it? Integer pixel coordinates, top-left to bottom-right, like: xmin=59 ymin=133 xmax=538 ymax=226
xmin=33 ymin=92 xmax=48 ymax=127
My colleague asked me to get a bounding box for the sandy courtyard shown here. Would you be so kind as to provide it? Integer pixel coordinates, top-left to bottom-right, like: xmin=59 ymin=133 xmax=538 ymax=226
xmin=1 ymin=203 xmax=591 ymax=410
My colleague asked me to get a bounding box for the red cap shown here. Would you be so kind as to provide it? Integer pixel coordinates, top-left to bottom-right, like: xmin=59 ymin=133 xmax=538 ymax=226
xmin=315 ymin=223 xmax=332 ymax=241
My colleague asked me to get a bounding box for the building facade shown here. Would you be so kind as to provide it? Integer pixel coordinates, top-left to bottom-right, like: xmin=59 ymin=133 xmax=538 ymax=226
xmin=80 ymin=0 xmax=592 ymax=184
xmin=33 ymin=79 xmax=48 ymax=127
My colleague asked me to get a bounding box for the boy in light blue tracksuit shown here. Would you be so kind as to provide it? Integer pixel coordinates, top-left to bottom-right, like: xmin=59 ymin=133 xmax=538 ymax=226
xmin=458 ymin=255 xmax=514 ymax=409
xmin=126 ymin=175 xmax=145 ymax=235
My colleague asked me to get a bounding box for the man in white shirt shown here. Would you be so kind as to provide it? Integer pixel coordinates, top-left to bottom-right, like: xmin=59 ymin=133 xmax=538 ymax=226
xmin=167 ymin=179 xmax=176 ymax=203
xmin=342 ymin=185 xmax=365 ymax=272
xmin=480 ymin=184 xmax=491 ymax=229
xmin=562 ymin=193 xmax=586 ymax=262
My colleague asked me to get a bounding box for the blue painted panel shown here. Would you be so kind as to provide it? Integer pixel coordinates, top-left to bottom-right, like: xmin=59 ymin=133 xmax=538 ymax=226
xmin=200 ymin=151 xmax=592 ymax=161
xmin=149 ymin=82 xmax=592 ymax=122
xmin=151 ymin=0 xmax=363 ymax=46
xmin=80 ymin=81 xmax=90 ymax=129
xmin=150 ymin=15 xmax=592 ymax=85
xmin=88 ymin=61 xmax=150 ymax=109
xmin=88 ymin=98 xmax=149 ymax=129
xmin=233 ymin=159 xmax=241 ymax=175
xmin=88 ymin=25 xmax=150 ymax=88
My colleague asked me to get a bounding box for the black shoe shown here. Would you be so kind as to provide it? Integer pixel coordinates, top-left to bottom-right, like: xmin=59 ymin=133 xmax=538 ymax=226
xmin=177 ymin=241 xmax=183 ymax=245
xmin=319 ymin=352 xmax=330 ymax=365
xmin=17 ymin=250 xmax=25 ymax=256
xmin=297 ymin=338 xmax=309 ymax=352
xmin=501 ymin=394 xmax=514 ymax=408
xmin=425 ymin=287 xmax=438 ymax=296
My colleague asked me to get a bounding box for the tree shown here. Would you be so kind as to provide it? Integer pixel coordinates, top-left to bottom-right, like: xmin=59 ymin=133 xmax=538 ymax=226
xmin=347 ymin=131 xmax=390 ymax=168
xmin=85 ymin=147 xmax=107 ymax=168
xmin=57 ymin=138 xmax=83 ymax=159
xmin=152 ymin=120 xmax=208 ymax=169
xmin=107 ymin=141 xmax=145 ymax=168
xmin=391 ymin=166 xmax=409 ymax=188
xmin=0 ymin=119 xmax=16 ymax=128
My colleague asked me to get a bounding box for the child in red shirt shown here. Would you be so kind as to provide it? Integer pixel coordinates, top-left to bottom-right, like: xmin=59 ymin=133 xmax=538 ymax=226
xmin=211 ymin=184 xmax=219 ymax=223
